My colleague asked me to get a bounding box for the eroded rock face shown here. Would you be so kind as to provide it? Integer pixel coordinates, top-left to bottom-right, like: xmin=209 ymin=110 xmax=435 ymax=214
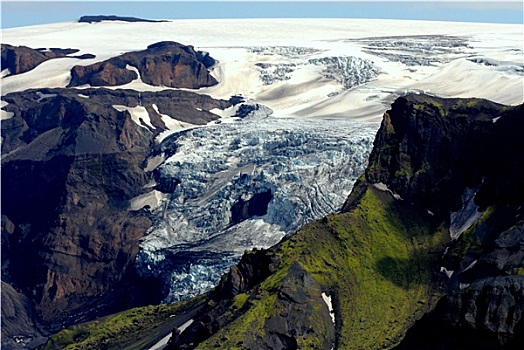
xmin=363 ymin=95 xmax=520 ymax=217
xmin=1 ymin=44 xmax=95 ymax=76
xmin=0 ymin=87 xmax=230 ymax=335
xmin=68 ymin=41 xmax=217 ymax=88
xmin=365 ymin=95 xmax=524 ymax=348
xmin=243 ymin=262 xmax=336 ymax=350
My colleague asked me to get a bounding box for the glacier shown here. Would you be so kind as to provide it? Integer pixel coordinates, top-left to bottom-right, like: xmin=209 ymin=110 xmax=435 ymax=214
xmin=136 ymin=107 xmax=378 ymax=301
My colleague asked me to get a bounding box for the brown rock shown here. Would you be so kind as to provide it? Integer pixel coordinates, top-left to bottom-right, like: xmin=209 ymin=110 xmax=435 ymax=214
xmin=1 ymin=44 xmax=94 ymax=76
xmin=68 ymin=41 xmax=217 ymax=89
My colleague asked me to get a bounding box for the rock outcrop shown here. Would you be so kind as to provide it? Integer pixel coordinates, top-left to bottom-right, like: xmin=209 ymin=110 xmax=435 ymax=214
xmin=0 ymin=87 xmax=230 ymax=345
xmin=364 ymin=95 xmax=524 ymax=348
xmin=68 ymin=41 xmax=217 ymax=88
xmin=78 ymin=15 xmax=168 ymax=23
xmin=1 ymin=44 xmax=95 ymax=76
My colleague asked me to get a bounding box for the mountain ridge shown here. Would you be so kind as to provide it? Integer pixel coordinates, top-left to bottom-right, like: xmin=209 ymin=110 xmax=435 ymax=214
xmin=161 ymin=94 xmax=524 ymax=349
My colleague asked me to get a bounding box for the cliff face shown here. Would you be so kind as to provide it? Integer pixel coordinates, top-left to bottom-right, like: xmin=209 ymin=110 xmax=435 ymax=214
xmin=154 ymin=95 xmax=523 ymax=350
xmin=365 ymin=95 xmax=524 ymax=348
xmin=363 ymin=95 xmax=522 ymax=216
xmin=0 ymin=87 xmax=231 ymax=342
xmin=68 ymin=41 xmax=217 ymax=88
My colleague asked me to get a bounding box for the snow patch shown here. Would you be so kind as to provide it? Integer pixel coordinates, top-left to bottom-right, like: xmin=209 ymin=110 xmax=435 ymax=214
xmin=450 ymin=187 xmax=482 ymax=240
xmin=126 ymin=64 xmax=141 ymax=80
xmin=322 ymin=292 xmax=336 ymax=325
xmin=440 ymin=267 xmax=454 ymax=278
xmin=129 ymin=190 xmax=165 ymax=211
xmin=152 ymin=103 xmax=197 ymax=142
xmin=492 ymin=116 xmax=501 ymax=123
xmin=460 ymin=283 xmax=471 ymax=290
xmin=463 ymin=259 xmax=478 ymax=272
xmin=373 ymin=182 xmax=403 ymax=200
xmin=144 ymin=153 xmax=166 ymax=172
xmin=77 ymin=93 xmax=90 ymax=99
xmin=113 ymin=104 xmax=155 ymax=129
xmin=36 ymin=91 xmax=57 ymax=102
xmin=0 ymin=101 xmax=14 ymax=120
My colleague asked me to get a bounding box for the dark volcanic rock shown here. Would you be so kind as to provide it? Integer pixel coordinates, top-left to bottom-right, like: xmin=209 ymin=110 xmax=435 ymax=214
xmin=217 ymin=248 xmax=280 ymax=299
xmin=1 ymin=44 xmax=95 ymax=76
xmin=396 ymin=276 xmax=524 ymax=350
xmin=0 ymin=87 xmax=231 ymax=336
xmin=68 ymin=41 xmax=218 ymax=88
xmin=363 ymin=95 xmax=524 ymax=348
xmin=362 ymin=95 xmax=521 ymax=217
xmin=244 ymin=262 xmax=336 ymax=350
xmin=79 ymin=15 xmax=168 ymax=23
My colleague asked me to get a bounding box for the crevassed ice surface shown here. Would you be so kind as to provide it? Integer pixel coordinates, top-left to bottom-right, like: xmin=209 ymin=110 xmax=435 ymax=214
xmin=137 ymin=112 xmax=378 ymax=302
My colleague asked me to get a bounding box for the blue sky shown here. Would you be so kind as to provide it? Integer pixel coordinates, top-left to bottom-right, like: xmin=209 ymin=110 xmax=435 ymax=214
xmin=2 ymin=1 xmax=523 ymax=28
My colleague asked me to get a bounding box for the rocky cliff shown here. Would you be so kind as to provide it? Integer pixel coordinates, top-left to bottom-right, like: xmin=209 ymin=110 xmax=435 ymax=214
xmin=153 ymin=95 xmax=523 ymax=349
xmin=1 ymin=44 xmax=95 ymax=76
xmin=67 ymin=41 xmax=217 ymax=88
xmin=0 ymin=87 xmax=230 ymax=347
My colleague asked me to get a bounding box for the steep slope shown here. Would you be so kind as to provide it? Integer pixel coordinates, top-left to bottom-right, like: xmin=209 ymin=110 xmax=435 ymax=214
xmin=154 ymin=95 xmax=523 ymax=349
xmin=0 ymin=87 xmax=231 ymax=345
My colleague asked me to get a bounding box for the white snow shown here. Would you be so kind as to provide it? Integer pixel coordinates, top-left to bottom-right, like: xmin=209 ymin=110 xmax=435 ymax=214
xmin=463 ymin=259 xmax=478 ymax=272
xmin=0 ymin=101 xmax=14 ymax=120
xmin=144 ymin=153 xmax=166 ymax=172
xmin=321 ymin=292 xmax=336 ymax=325
xmin=129 ymin=190 xmax=166 ymax=211
xmin=2 ymin=19 xmax=522 ymax=122
xmin=151 ymin=104 xmax=196 ymax=142
xmin=36 ymin=91 xmax=57 ymax=101
xmin=440 ymin=267 xmax=454 ymax=278
xmin=373 ymin=182 xmax=403 ymax=200
xmin=450 ymin=187 xmax=483 ymax=240
xmin=112 ymin=104 xmax=155 ymax=129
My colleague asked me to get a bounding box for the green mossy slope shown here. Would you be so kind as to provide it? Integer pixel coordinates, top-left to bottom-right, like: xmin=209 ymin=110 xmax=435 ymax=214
xmin=39 ymin=296 xmax=205 ymax=350
xmin=198 ymin=184 xmax=446 ymax=349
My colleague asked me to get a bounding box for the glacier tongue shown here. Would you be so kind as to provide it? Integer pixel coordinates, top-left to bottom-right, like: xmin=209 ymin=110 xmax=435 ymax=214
xmin=137 ymin=113 xmax=378 ymax=301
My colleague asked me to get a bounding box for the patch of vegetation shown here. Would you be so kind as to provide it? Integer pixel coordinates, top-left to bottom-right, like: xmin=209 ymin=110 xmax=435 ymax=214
xmin=39 ymin=295 xmax=206 ymax=350
xmin=197 ymin=185 xmax=446 ymax=349
xmin=231 ymin=292 xmax=249 ymax=311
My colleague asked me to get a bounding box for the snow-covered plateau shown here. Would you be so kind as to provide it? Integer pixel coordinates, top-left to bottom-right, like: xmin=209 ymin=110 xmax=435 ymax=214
xmin=2 ymin=18 xmax=523 ymax=301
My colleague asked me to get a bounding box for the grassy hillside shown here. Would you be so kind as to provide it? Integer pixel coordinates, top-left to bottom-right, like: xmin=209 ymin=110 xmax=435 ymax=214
xmin=197 ymin=184 xmax=447 ymax=349
xmin=39 ymin=295 xmax=205 ymax=350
